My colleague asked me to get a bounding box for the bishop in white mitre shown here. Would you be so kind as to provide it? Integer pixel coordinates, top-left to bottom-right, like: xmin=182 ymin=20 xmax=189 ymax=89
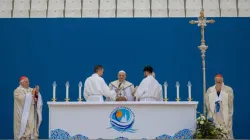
xmin=135 ymin=66 xmax=163 ymax=101
xmin=107 ymin=70 xmax=135 ymax=101
xmin=14 ymin=76 xmax=43 ymax=140
xmin=84 ymin=65 xmax=117 ymax=102
xmin=206 ymin=74 xmax=234 ymax=139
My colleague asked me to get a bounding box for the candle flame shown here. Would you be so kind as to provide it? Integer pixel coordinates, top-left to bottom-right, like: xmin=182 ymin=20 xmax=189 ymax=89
xmin=66 ymin=81 xmax=70 ymax=86
xmin=52 ymin=81 xmax=57 ymax=87
xmin=78 ymin=81 xmax=82 ymax=87
xmin=164 ymin=81 xmax=168 ymax=87
xmin=176 ymin=81 xmax=180 ymax=87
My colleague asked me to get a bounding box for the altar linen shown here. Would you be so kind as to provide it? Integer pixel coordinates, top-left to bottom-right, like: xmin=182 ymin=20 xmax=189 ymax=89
xmin=135 ymin=66 xmax=162 ymax=101
xmin=84 ymin=74 xmax=116 ymax=102
xmin=14 ymin=76 xmax=43 ymax=140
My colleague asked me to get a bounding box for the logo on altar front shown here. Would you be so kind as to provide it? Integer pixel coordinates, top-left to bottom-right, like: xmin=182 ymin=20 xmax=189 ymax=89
xmin=108 ymin=106 xmax=136 ymax=133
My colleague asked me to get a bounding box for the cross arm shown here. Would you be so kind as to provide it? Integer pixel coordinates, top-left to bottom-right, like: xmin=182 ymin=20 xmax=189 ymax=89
xmin=189 ymin=20 xmax=199 ymax=24
xmin=206 ymin=19 xmax=215 ymax=24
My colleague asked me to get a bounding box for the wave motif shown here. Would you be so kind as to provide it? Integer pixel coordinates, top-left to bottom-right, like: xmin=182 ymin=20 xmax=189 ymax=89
xmin=50 ymin=129 xmax=193 ymax=139
xmin=110 ymin=119 xmax=135 ymax=132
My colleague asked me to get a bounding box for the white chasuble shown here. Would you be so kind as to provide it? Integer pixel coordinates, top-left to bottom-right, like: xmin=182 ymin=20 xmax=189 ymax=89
xmin=14 ymin=86 xmax=43 ymax=140
xmin=208 ymin=91 xmax=230 ymax=136
xmin=108 ymin=80 xmax=134 ymax=101
xmin=206 ymin=85 xmax=234 ymax=139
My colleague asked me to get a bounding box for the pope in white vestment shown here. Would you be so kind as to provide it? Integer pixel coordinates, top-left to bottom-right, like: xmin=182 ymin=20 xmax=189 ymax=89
xmin=135 ymin=66 xmax=163 ymax=101
xmin=14 ymin=76 xmax=43 ymax=140
xmin=108 ymin=70 xmax=135 ymax=101
xmin=84 ymin=65 xmax=117 ymax=102
xmin=205 ymin=74 xmax=234 ymax=139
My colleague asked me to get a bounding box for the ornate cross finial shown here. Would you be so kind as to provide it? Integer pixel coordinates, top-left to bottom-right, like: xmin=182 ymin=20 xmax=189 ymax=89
xmin=200 ymin=8 xmax=204 ymax=18
xmin=189 ymin=8 xmax=215 ymax=47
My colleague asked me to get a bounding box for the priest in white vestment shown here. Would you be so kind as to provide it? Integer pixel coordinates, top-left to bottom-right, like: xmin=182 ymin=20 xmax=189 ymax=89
xmin=84 ymin=65 xmax=117 ymax=102
xmin=14 ymin=76 xmax=43 ymax=140
xmin=107 ymin=70 xmax=135 ymax=101
xmin=206 ymin=74 xmax=234 ymax=139
xmin=135 ymin=66 xmax=162 ymax=101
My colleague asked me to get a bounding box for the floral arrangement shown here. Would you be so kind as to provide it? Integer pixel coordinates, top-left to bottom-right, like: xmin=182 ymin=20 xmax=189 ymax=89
xmin=193 ymin=113 xmax=228 ymax=139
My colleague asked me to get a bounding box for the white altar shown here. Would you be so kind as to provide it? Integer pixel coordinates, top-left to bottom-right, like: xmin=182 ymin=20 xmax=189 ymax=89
xmin=47 ymin=101 xmax=198 ymax=139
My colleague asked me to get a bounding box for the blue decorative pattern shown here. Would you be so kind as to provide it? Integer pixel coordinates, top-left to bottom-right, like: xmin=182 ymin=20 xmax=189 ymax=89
xmin=156 ymin=129 xmax=193 ymax=140
xmin=50 ymin=129 xmax=192 ymax=139
xmin=71 ymin=134 xmax=88 ymax=140
xmin=114 ymin=137 xmax=129 ymax=140
xmin=50 ymin=129 xmax=88 ymax=140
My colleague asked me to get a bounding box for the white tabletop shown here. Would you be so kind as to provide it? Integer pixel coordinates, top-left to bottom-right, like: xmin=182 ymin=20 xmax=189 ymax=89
xmin=47 ymin=101 xmax=199 ymax=106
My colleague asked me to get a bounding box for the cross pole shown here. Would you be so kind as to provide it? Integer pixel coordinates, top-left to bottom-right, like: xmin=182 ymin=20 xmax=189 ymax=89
xmin=189 ymin=9 xmax=215 ymax=115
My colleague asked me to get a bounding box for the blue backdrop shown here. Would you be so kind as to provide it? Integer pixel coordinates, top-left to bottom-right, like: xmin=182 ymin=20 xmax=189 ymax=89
xmin=0 ymin=18 xmax=249 ymax=139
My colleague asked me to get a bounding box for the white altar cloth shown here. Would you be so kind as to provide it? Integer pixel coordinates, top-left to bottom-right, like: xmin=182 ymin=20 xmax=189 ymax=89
xmin=47 ymin=101 xmax=198 ymax=139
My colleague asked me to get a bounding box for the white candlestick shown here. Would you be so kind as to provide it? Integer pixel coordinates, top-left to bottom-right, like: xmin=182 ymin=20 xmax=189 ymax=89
xmin=164 ymin=82 xmax=168 ymax=99
xmin=188 ymin=81 xmax=192 ymax=99
xmin=176 ymin=81 xmax=180 ymax=99
xmin=66 ymin=81 xmax=69 ymax=99
xmin=66 ymin=87 xmax=69 ymax=98
xmin=53 ymin=86 xmax=56 ymax=99
xmin=52 ymin=81 xmax=56 ymax=100
xmin=78 ymin=81 xmax=82 ymax=99
xmin=177 ymin=87 xmax=179 ymax=98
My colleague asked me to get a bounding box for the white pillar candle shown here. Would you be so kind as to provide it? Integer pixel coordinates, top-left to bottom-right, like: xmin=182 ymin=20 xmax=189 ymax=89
xmin=52 ymin=81 xmax=56 ymax=99
xmin=164 ymin=82 xmax=168 ymax=99
xmin=78 ymin=81 xmax=82 ymax=99
xmin=66 ymin=81 xmax=69 ymax=99
xmin=176 ymin=81 xmax=180 ymax=99
xmin=188 ymin=81 xmax=192 ymax=99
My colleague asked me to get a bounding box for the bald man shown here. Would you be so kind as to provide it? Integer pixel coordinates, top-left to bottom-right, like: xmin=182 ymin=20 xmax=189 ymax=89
xmin=107 ymin=70 xmax=135 ymax=101
xmin=205 ymin=74 xmax=234 ymax=139
xmin=14 ymin=76 xmax=43 ymax=140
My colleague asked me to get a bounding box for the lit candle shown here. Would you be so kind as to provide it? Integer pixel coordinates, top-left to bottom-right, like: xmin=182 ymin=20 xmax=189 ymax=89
xmin=176 ymin=81 xmax=180 ymax=99
xmin=78 ymin=81 xmax=82 ymax=99
xmin=164 ymin=81 xmax=168 ymax=99
xmin=188 ymin=81 xmax=192 ymax=99
xmin=66 ymin=81 xmax=69 ymax=99
xmin=52 ymin=81 xmax=57 ymax=99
